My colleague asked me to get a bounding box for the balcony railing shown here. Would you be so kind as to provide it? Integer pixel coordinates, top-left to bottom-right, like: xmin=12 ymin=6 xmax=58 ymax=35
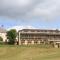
xmin=20 ymin=31 xmax=60 ymax=35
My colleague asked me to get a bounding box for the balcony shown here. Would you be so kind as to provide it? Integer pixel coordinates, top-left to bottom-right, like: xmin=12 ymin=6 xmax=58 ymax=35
xmin=20 ymin=31 xmax=60 ymax=35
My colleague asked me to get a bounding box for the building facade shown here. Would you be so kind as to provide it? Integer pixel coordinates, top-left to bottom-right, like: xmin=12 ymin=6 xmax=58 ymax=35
xmin=0 ymin=27 xmax=7 ymax=42
xmin=18 ymin=29 xmax=60 ymax=47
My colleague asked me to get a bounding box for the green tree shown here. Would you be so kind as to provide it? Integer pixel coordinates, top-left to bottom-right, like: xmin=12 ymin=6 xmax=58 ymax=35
xmin=0 ymin=36 xmax=3 ymax=41
xmin=7 ymin=29 xmax=17 ymax=44
xmin=0 ymin=36 xmax=3 ymax=45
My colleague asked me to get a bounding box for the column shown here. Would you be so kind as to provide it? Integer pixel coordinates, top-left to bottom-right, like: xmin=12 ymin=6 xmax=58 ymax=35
xmin=38 ymin=40 xmax=40 ymax=44
xmin=18 ymin=32 xmax=21 ymax=45
xmin=31 ymin=40 xmax=34 ymax=44
xmin=44 ymin=41 xmax=46 ymax=45
xmin=25 ymin=40 xmax=28 ymax=45
xmin=54 ymin=42 xmax=58 ymax=48
xmin=54 ymin=44 xmax=58 ymax=48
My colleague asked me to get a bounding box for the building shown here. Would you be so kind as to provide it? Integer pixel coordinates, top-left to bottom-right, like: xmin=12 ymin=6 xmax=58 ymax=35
xmin=0 ymin=27 xmax=7 ymax=42
xmin=18 ymin=29 xmax=60 ymax=47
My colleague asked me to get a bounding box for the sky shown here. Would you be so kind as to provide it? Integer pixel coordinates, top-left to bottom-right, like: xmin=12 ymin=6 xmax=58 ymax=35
xmin=0 ymin=0 xmax=60 ymax=30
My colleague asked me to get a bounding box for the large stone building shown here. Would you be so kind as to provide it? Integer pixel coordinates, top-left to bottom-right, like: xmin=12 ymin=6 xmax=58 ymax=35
xmin=18 ymin=29 xmax=60 ymax=47
xmin=0 ymin=27 xmax=7 ymax=42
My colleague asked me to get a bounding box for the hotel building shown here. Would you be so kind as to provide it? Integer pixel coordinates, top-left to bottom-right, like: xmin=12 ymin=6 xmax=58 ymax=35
xmin=18 ymin=29 xmax=60 ymax=47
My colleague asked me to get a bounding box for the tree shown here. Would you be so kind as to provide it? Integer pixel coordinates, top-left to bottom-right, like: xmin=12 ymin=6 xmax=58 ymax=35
xmin=0 ymin=36 xmax=3 ymax=45
xmin=0 ymin=36 xmax=3 ymax=41
xmin=7 ymin=29 xmax=17 ymax=44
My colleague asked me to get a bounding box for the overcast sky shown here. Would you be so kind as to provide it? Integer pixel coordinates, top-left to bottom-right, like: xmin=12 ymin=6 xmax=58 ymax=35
xmin=0 ymin=0 xmax=60 ymax=29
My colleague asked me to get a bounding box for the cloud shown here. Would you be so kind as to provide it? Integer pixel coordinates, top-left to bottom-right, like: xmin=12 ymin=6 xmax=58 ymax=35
xmin=26 ymin=0 xmax=60 ymax=20
xmin=0 ymin=0 xmax=60 ymax=20
xmin=7 ymin=25 xmax=35 ymax=31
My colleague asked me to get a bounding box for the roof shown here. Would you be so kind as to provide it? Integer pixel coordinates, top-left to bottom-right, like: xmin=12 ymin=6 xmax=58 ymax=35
xmin=0 ymin=27 xmax=6 ymax=33
xmin=18 ymin=29 xmax=60 ymax=32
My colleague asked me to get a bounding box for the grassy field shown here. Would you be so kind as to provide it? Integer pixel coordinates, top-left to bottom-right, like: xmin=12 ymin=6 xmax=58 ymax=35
xmin=0 ymin=45 xmax=60 ymax=60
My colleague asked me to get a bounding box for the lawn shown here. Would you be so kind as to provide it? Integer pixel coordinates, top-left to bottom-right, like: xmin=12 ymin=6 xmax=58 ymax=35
xmin=0 ymin=45 xmax=60 ymax=60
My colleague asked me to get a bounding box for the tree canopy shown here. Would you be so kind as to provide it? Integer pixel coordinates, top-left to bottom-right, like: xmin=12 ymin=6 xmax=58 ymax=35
xmin=7 ymin=29 xmax=17 ymax=44
xmin=0 ymin=36 xmax=3 ymax=41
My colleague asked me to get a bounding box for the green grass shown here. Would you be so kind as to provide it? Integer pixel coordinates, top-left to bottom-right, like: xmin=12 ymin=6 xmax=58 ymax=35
xmin=0 ymin=45 xmax=60 ymax=60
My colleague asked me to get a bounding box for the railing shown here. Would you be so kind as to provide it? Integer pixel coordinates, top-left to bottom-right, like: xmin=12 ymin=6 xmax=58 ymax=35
xmin=20 ymin=32 xmax=60 ymax=35
xmin=48 ymin=40 xmax=60 ymax=41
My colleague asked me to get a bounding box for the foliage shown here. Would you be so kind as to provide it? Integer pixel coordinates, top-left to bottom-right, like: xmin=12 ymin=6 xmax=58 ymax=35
xmin=0 ymin=36 xmax=3 ymax=45
xmin=0 ymin=36 xmax=3 ymax=41
xmin=7 ymin=29 xmax=17 ymax=44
